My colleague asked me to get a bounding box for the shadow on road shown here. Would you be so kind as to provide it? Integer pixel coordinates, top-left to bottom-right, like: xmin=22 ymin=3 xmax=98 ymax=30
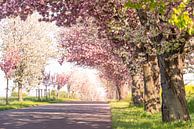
xmin=0 ymin=101 xmax=112 ymax=129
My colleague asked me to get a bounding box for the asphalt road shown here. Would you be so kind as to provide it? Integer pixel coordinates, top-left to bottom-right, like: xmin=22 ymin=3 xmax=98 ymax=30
xmin=0 ymin=101 xmax=112 ymax=129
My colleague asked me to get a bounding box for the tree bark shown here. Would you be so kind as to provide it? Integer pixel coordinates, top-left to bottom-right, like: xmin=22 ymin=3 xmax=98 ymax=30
xmin=158 ymin=54 xmax=190 ymax=122
xmin=6 ymin=78 xmax=9 ymax=105
xmin=67 ymin=85 xmax=70 ymax=98
xmin=38 ymin=89 xmax=40 ymax=100
xmin=45 ymin=84 xmax=48 ymax=100
xmin=57 ymin=85 xmax=60 ymax=99
xmin=120 ymin=80 xmax=130 ymax=99
xmin=131 ymin=73 xmax=144 ymax=106
xmin=115 ymin=85 xmax=122 ymax=100
xmin=18 ymin=83 xmax=23 ymax=102
xmin=143 ymin=54 xmax=160 ymax=113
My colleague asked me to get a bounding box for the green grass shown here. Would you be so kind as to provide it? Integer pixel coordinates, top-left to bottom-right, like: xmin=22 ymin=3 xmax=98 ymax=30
xmin=0 ymin=100 xmax=49 ymax=111
xmin=111 ymin=86 xmax=194 ymax=129
xmin=0 ymin=97 xmax=78 ymax=111
xmin=23 ymin=96 xmax=78 ymax=103
xmin=110 ymin=101 xmax=193 ymax=129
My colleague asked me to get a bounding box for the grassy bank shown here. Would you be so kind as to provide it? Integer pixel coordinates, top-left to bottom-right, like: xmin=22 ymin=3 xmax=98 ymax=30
xmin=111 ymin=89 xmax=194 ymax=129
xmin=0 ymin=97 xmax=77 ymax=111
xmin=111 ymin=101 xmax=193 ymax=129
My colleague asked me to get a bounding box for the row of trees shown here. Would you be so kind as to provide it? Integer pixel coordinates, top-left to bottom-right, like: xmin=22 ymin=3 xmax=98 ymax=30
xmin=58 ymin=18 xmax=130 ymax=100
xmin=0 ymin=0 xmax=193 ymax=122
xmin=44 ymin=63 xmax=109 ymax=101
xmin=0 ymin=13 xmax=58 ymax=103
xmin=54 ymin=0 xmax=193 ymax=121
xmin=0 ymin=11 xmax=129 ymax=104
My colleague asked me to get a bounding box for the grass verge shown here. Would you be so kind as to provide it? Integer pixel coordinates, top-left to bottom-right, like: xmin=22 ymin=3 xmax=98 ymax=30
xmin=110 ymin=100 xmax=194 ymax=129
xmin=0 ymin=97 xmax=78 ymax=111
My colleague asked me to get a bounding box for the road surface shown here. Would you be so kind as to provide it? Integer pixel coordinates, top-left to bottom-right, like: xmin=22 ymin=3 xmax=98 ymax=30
xmin=0 ymin=101 xmax=112 ymax=129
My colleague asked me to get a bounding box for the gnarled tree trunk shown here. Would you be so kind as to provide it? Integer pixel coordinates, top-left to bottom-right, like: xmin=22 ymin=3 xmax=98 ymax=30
xmin=158 ymin=54 xmax=190 ymax=122
xmin=131 ymin=73 xmax=144 ymax=106
xmin=143 ymin=54 xmax=160 ymax=113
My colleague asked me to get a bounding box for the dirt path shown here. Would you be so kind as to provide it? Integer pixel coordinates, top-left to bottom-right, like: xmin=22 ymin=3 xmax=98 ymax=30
xmin=0 ymin=101 xmax=112 ymax=129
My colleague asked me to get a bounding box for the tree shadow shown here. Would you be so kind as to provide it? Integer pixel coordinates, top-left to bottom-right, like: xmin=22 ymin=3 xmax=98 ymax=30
xmin=113 ymin=121 xmax=153 ymax=129
xmin=0 ymin=101 xmax=112 ymax=129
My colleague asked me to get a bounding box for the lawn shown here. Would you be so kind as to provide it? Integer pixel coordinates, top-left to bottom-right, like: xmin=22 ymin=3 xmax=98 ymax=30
xmin=0 ymin=97 xmax=77 ymax=111
xmin=111 ymin=91 xmax=194 ymax=129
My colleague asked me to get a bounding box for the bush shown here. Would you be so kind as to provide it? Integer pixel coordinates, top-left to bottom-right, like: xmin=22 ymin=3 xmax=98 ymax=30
xmin=123 ymin=93 xmax=132 ymax=103
xmin=185 ymin=84 xmax=194 ymax=96
xmin=11 ymin=91 xmax=27 ymax=98
xmin=51 ymin=90 xmax=57 ymax=97
xmin=59 ymin=91 xmax=69 ymax=98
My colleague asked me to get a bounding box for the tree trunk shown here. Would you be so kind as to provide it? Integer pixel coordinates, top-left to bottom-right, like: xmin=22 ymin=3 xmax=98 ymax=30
xmin=67 ymin=85 xmax=70 ymax=98
xmin=143 ymin=54 xmax=160 ymax=113
xmin=18 ymin=83 xmax=23 ymax=102
xmin=120 ymin=80 xmax=130 ymax=99
xmin=158 ymin=54 xmax=190 ymax=122
xmin=38 ymin=89 xmax=40 ymax=100
xmin=46 ymin=85 xmax=48 ymax=100
xmin=57 ymin=86 xmax=60 ymax=99
xmin=6 ymin=78 xmax=9 ymax=105
xmin=131 ymin=74 xmax=144 ymax=106
xmin=115 ymin=85 xmax=121 ymax=100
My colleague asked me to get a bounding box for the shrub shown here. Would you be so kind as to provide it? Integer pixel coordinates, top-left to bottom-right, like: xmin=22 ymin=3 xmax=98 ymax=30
xmin=11 ymin=91 xmax=27 ymax=98
xmin=185 ymin=84 xmax=194 ymax=96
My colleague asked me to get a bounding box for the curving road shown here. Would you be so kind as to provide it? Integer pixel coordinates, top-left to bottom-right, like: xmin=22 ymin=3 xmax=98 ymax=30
xmin=0 ymin=101 xmax=112 ymax=129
